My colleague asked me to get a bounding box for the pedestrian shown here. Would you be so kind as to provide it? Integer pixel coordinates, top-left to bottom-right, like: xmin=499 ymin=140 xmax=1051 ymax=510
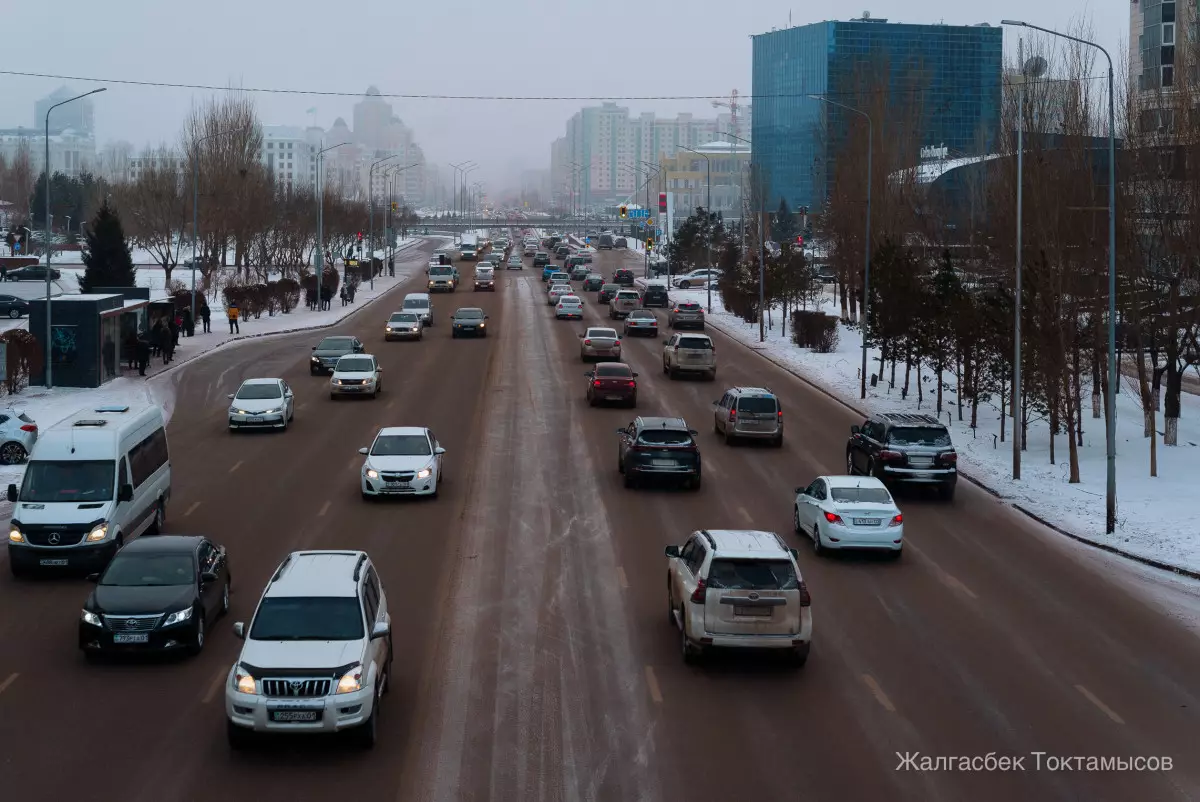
xmin=200 ymin=301 xmax=211 ymax=334
xmin=388 ymin=256 xmax=394 ymax=277
xmin=157 ymin=323 xmax=173 ymax=365
xmin=150 ymin=319 xmax=164 ymax=358
xmin=135 ymin=331 xmax=150 ymax=376
xmin=102 ymin=336 xmax=116 ymax=379
xmin=227 ymin=301 xmax=240 ymax=334
xmin=340 ymin=287 xmax=347 ymax=307
xmin=182 ymin=307 xmax=194 ymax=337
xmin=169 ymin=315 xmax=180 ymax=349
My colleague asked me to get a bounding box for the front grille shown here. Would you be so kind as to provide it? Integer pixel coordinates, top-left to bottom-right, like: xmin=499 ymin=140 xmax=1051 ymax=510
xmin=262 ymin=678 xmax=332 ymax=698
xmin=21 ymin=526 xmax=88 ymax=546
xmin=381 ymin=472 xmax=416 ymax=482
xmin=339 ymin=379 xmax=365 ymax=386
xmin=104 ymin=614 xmax=163 ymax=631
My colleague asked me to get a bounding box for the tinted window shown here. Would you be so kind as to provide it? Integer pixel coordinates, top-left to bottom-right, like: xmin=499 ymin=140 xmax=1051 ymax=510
xmin=830 ymin=487 xmax=893 ymax=503
xmin=617 ymin=292 xmax=639 ymax=300
xmin=403 ymin=298 xmax=429 ymax=309
xmin=629 ymin=311 xmax=655 ymax=320
xmin=454 ymin=309 xmax=484 ymax=319
xmin=706 ymin=559 xmax=798 ymax=590
xmin=337 ymin=357 xmax=375 ymax=372
xmin=736 ymin=397 xmax=778 ymax=414
xmin=129 ymin=428 xmax=169 ymax=487
xmin=601 ymin=285 xmax=620 ymax=292
xmin=100 ymin=552 xmax=195 ymax=586
xmin=677 ymin=302 xmax=702 ymax=310
xmin=596 ymin=364 xmax=632 ymax=377
xmin=586 ymin=329 xmax=618 ymax=338
xmin=249 ymin=597 xmax=364 ymax=641
xmin=371 ymin=434 xmax=431 ymax=456
xmin=888 ymin=427 xmax=952 ymax=447
xmin=317 ymin=337 xmax=355 ymax=350
xmin=678 ymin=337 xmax=713 ymax=350
xmin=637 ymin=429 xmax=693 ymax=446
xmin=236 ymin=383 xmax=282 ymax=400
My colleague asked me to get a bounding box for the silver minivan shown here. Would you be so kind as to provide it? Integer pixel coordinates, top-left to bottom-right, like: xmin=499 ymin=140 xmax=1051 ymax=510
xmin=713 ymin=387 xmax=783 ymax=446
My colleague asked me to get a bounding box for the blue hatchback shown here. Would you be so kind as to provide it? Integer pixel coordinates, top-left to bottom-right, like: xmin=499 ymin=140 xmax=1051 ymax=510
xmin=542 ymin=264 xmax=558 ymax=282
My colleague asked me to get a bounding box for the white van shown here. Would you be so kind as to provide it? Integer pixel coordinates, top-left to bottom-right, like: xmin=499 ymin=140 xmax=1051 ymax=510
xmin=6 ymin=404 xmax=171 ymax=577
xmin=401 ymin=292 xmax=434 ymax=326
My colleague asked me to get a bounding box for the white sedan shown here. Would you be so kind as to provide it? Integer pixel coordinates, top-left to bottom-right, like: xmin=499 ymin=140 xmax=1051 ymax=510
xmin=227 ymin=378 xmax=294 ymax=431
xmin=547 ymin=283 xmax=573 ymax=305
xmin=330 ymin=354 xmax=383 ymax=399
xmin=793 ymin=475 xmax=903 ymax=557
xmin=359 ymin=426 xmax=446 ymax=499
xmin=555 ymin=295 xmax=585 ymax=320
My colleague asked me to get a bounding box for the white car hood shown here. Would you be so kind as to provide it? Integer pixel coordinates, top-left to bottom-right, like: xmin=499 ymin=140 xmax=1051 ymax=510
xmin=230 ymin=397 xmax=285 ymax=413
xmin=365 ymin=454 xmax=435 ymax=472
xmin=332 ymin=370 xmax=376 ymax=381
xmin=237 ymin=638 xmax=364 ymax=672
xmin=12 ymin=501 xmax=111 ymax=525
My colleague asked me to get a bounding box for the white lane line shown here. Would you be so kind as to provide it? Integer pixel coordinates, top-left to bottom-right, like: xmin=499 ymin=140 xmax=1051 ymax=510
xmin=644 ymin=666 xmax=663 ymax=704
xmin=1076 ymin=684 xmax=1125 ymax=724
xmin=318 ymin=500 xmax=331 ymax=517
xmin=617 ymin=566 xmax=629 ymax=589
xmin=201 ymin=667 xmax=228 ymax=705
xmin=0 ymin=672 xmax=18 ymax=696
xmin=183 ymin=502 xmax=201 ymax=517
xmin=386 ymin=400 xmax=395 ymax=409
xmin=228 ymin=460 xmax=243 ymax=474
xmin=736 ymin=506 xmax=754 ymax=525
xmin=905 ymin=542 xmax=977 ymax=600
xmin=861 ymin=674 xmax=896 ymax=712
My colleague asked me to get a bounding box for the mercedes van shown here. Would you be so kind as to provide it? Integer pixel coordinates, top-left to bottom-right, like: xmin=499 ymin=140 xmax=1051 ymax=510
xmin=7 ymin=404 xmax=171 ymax=577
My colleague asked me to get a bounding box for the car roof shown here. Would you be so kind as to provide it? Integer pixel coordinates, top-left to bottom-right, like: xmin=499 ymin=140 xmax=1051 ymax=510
xmin=120 ymin=535 xmax=203 ymax=554
xmin=454 ymin=307 xmax=485 ymax=313
xmin=337 ymin=353 xmax=375 ymax=362
xmin=377 ymin=426 xmax=429 ymax=437
xmin=587 ymin=326 xmax=617 ymax=333
xmin=731 ymin=386 xmax=775 ymax=396
xmin=636 ymin=415 xmax=688 ymax=430
xmin=822 ymin=475 xmax=889 ymax=490
xmin=559 ymin=295 xmax=581 ymax=301
xmin=241 ymin=377 xmax=281 ymax=386
xmin=267 ymin=551 xmax=367 ymax=598
xmin=405 ymin=292 xmax=430 ymax=300
xmin=702 ymin=529 xmax=791 ymax=561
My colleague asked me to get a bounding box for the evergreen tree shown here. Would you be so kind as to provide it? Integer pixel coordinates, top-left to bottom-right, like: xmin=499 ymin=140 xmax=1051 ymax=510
xmin=772 ymin=198 xmax=797 ymax=244
xmin=80 ymin=203 xmax=136 ymax=291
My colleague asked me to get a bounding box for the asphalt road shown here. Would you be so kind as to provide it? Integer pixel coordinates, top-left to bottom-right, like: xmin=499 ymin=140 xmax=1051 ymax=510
xmin=0 ymin=234 xmax=1198 ymax=802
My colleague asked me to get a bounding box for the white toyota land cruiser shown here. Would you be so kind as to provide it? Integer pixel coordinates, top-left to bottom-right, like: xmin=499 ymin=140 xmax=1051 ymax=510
xmin=225 ymin=550 xmax=392 ymax=749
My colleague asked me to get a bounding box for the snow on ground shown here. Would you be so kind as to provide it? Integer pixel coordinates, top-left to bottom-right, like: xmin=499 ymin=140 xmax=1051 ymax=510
xmin=632 ymin=269 xmax=1200 ymax=575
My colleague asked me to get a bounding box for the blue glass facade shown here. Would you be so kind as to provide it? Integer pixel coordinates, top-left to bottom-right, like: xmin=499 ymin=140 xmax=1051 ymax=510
xmin=751 ymin=19 xmax=1002 ymax=212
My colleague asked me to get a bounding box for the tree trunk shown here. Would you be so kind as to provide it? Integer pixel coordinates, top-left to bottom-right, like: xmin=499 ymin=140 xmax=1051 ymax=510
xmin=903 ymin=344 xmax=912 ymax=398
xmin=916 ymin=359 xmax=924 ymax=407
xmin=956 ymin=347 xmax=964 ymax=422
xmin=1072 ymin=340 xmax=1083 ymax=447
xmin=1164 ymin=358 xmax=1182 ymax=446
xmin=1063 ymin=372 xmax=1080 ymax=482
xmin=1048 ymin=393 xmax=1057 ymax=465
xmin=936 ymin=362 xmax=944 ymax=415
xmin=1134 ymin=333 xmax=1153 ymax=437
xmin=999 ymin=376 xmax=1006 ymax=443
xmin=1091 ymin=351 xmax=1102 ymax=419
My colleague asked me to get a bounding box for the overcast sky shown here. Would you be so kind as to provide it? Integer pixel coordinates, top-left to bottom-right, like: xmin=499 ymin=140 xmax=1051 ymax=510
xmin=3 ymin=0 xmax=1122 ymax=190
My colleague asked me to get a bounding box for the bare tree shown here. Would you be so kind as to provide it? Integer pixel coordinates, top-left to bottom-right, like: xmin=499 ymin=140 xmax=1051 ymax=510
xmin=114 ymin=145 xmax=187 ymax=283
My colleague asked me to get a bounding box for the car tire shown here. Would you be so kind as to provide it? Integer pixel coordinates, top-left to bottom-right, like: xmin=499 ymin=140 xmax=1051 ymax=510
xmin=361 ymin=491 xmax=372 ymax=502
xmin=707 ymin=369 xmax=716 ymax=382
xmin=623 ymin=468 xmax=635 ymax=488
xmin=310 ymin=368 xmax=318 ymax=376
xmin=790 ymin=645 xmax=810 ymax=668
xmin=354 ymin=692 xmax=379 ymax=750
xmin=681 ymin=609 xmax=699 ymax=664
xmin=7 ymin=309 xmax=19 ymax=319
xmin=0 ymin=442 xmax=27 ymax=465
xmin=221 ymin=580 xmax=231 ymax=616
xmin=628 ymin=394 xmax=637 ymax=408
xmin=330 ymin=393 xmax=337 ymax=400
xmin=227 ymin=720 xmax=252 ymax=750
xmin=794 ymin=506 xmax=803 ymax=534
xmin=772 ymin=434 xmax=783 ymax=448
xmin=689 ymin=475 xmax=701 ymax=491
xmin=812 ymin=523 xmax=825 ymax=556
xmin=187 ymin=610 xmax=205 ymax=656
xmin=667 ymin=585 xmax=677 ymax=627
xmin=588 ymin=395 xmax=596 ymax=407
xmin=724 ymin=428 xmax=735 ymax=447
xmin=147 ymin=499 xmax=166 ymax=536
xmin=889 ymin=547 xmax=904 ymax=560
xmin=9 ymin=560 xmax=28 ymax=579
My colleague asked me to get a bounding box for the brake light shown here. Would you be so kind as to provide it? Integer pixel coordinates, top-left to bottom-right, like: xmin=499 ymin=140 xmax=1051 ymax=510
xmin=690 ymin=578 xmax=707 ymax=603
xmin=777 ymin=410 xmax=783 ymax=419
xmin=594 ymin=380 xmax=602 ymax=387
xmin=889 ymin=514 xmax=903 ymax=527
xmin=728 ymin=409 xmax=736 ymax=422
xmin=940 ymin=451 xmax=958 ymax=463
xmin=824 ymin=512 xmax=844 ymax=525
xmin=19 ymin=424 xmax=36 ymax=432
xmin=797 ymin=580 xmax=812 ymax=606
xmin=879 ymin=450 xmax=903 ymax=461
xmin=583 ymin=339 xmax=592 ymax=346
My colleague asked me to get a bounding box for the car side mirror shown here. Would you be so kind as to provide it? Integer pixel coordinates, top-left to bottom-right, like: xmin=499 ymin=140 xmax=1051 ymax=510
xmin=285 ymin=391 xmax=293 ymax=398
xmin=485 ymin=315 xmax=489 ymax=319
xmin=6 ymin=484 xmax=16 ymax=503
xmin=233 ymin=622 xmax=245 ymax=639
xmin=118 ymin=484 xmax=134 ymax=503
xmin=87 ymin=572 xmax=99 ymax=583
xmin=371 ymin=620 xmax=391 ymax=640
xmin=850 ymin=425 xmax=861 ymax=434
xmin=434 ymin=446 xmax=446 ymax=455
xmin=688 ymin=429 xmax=698 ymax=435
xmin=226 ymin=393 xmax=234 ymax=400
xmin=632 ymin=372 xmax=638 ymax=378
xmin=794 ymin=487 xmax=805 ymax=495
xmin=664 ymin=545 xmax=681 ymax=558
xmin=358 ymin=447 xmax=369 ymax=455
xmin=789 ymin=548 xmax=799 ymax=559
xmin=201 ymin=571 xmax=218 ymax=584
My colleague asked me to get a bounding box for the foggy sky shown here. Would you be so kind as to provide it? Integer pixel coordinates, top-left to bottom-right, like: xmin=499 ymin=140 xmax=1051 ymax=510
xmin=3 ymin=0 xmax=1125 ymax=192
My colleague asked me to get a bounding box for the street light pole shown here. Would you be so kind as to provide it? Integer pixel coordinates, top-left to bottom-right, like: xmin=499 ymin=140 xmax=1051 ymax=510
xmin=44 ymin=87 xmax=105 ymax=389
xmin=368 ymin=155 xmax=401 ymax=290
xmin=1002 ymin=19 xmax=1119 ymax=532
xmin=315 ymin=142 xmax=350 ymax=314
xmin=807 ymin=95 xmax=872 ymax=397
xmin=191 ymin=128 xmax=238 ymax=332
xmin=680 ymin=145 xmax=713 ymax=314
xmin=449 ymin=161 xmax=474 ymax=241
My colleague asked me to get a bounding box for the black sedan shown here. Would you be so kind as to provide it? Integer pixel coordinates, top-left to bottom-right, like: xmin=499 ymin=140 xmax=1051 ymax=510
xmin=79 ymin=535 xmax=231 ymax=659
xmin=0 ymin=294 xmax=30 ymax=319
xmin=450 ymin=307 xmax=489 ymax=338
xmin=582 ymin=274 xmax=604 ymax=292
xmin=310 ymin=335 xmax=364 ymax=374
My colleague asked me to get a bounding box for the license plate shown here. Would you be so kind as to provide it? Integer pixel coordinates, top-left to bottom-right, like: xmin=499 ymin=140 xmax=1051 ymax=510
xmin=914 ymin=473 xmax=932 ymax=479
xmin=112 ymin=632 xmax=149 ymax=644
xmin=386 ymin=481 xmax=409 ymax=488
xmin=342 ymin=387 xmax=360 ymax=392
xmin=606 ymin=395 xmax=623 ymax=401
xmin=853 ymin=518 xmax=881 ymax=526
xmin=734 ymin=606 xmax=772 ymax=617
xmin=39 ymin=558 xmax=68 ymax=566
xmin=270 ymin=710 xmax=321 ymax=722
xmin=651 ymin=459 xmax=676 ymax=467
xmin=247 ymin=416 xmax=263 ymax=423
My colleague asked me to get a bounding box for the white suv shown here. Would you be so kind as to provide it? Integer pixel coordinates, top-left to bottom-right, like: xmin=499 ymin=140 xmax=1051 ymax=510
xmin=665 ymin=529 xmax=812 ymax=665
xmin=225 ymin=550 xmax=392 ymax=749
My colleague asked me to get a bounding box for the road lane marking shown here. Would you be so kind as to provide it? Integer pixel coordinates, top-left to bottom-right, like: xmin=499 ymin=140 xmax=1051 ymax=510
xmin=202 ymin=667 xmax=228 ymax=705
xmin=644 ymin=666 xmax=663 ymax=704
xmin=386 ymin=400 xmax=395 ymax=409
xmin=183 ymin=502 xmax=201 ymax=517
xmin=617 ymin=566 xmax=629 ymax=589
xmin=1076 ymin=684 xmax=1124 ymax=724
xmin=905 ymin=542 xmax=977 ymax=600
xmin=228 ymin=460 xmax=243 ymax=474
xmin=297 ymin=403 xmax=308 ymax=411
xmin=736 ymin=506 xmax=754 ymax=525
xmin=318 ymin=500 xmax=331 ymax=517
xmin=861 ymin=674 xmax=896 ymax=712
xmin=0 ymin=673 xmax=18 ymax=696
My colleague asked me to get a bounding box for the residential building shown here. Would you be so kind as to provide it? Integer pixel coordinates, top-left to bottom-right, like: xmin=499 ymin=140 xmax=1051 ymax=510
xmin=1130 ymin=0 xmax=1195 ymax=130
xmin=262 ymin=125 xmax=317 ymax=191
xmin=35 ymin=86 xmax=95 ymax=136
xmin=660 ymin=140 xmax=751 ymax=220
xmin=751 ymin=16 xmax=1002 ymax=212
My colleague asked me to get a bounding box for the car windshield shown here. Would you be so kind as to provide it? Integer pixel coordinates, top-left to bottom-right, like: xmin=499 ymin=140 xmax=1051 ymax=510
xmin=317 ymin=337 xmax=354 ymax=350
xmin=371 ymin=434 xmax=431 ymax=456
xmin=637 ymin=429 xmax=693 ymax=446
xmin=830 ymin=486 xmax=893 ymax=504
xmin=596 ymin=364 xmax=632 ymax=377
xmin=587 ymin=329 xmax=617 ymax=338
xmin=706 ymin=559 xmax=799 ymax=591
xmin=249 ymin=596 xmax=364 ymax=641
xmin=100 ymin=552 xmax=194 ymax=587
xmin=430 ymin=266 xmax=453 ymax=275
xmin=337 ymin=357 xmax=374 ymax=372
xmin=390 ymin=313 xmax=419 ymax=323
xmin=20 ymin=460 xmax=115 ymax=502
xmin=736 ymin=397 xmax=777 ymax=414
xmin=678 ymin=337 xmax=713 ymax=350
xmin=888 ymin=427 xmax=952 ymax=447
xmin=616 ymin=270 xmax=632 ymax=277
xmin=403 ymin=299 xmax=429 ymax=309
xmin=455 ymin=309 xmax=484 ymax=319
xmin=236 ymin=383 xmax=282 ymax=400
xmin=629 ymin=311 xmax=655 ymax=320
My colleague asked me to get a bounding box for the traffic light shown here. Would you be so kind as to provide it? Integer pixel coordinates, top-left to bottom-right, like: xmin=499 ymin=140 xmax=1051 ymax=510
xmin=357 ymin=231 xmax=363 ymax=241
xmin=619 ymin=205 xmax=628 ymax=219
xmin=646 ymin=236 xmax=655 ymax=249
xmin=391 ymin=201 xmax=398 ymax=211
xmin=796 ymin=235 xmax=805 ymax=246
xmin=658 ymin=192 xmax=667 ymax=213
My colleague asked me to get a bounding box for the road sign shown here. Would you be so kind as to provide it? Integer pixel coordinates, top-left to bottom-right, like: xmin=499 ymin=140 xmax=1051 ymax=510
xmin=629 ymin=209 xmax=649 ymax=219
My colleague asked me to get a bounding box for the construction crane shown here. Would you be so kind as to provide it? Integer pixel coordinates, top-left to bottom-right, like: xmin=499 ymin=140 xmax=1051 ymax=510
xmin=711 ymin=89 xmax=739 ymax=138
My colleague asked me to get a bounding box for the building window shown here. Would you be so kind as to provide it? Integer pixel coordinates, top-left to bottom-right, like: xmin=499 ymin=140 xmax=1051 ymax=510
xmin=1163 ymin=65 xmax=1175 ymax=87
xmin=1164 ymin=23 xmax=1176 ymax=45
xmin=1162 ymin=2 xmax=1175 ymax=23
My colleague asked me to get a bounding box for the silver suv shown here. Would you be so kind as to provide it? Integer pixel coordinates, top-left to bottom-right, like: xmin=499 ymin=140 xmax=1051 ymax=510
xmin=665 ymin=529 xmax=812 ymax=665
xmin=225 ymin=550 xmax=392 ymax=749
xmin=667 ymin=299 xmax=705 ymax=329
xmin=609 ymin=289 xmax=642 ymax=319
xmin=663 ymin=332 xmax=716 ymax=380
xmin=713 ymin=387 xmax=783 ymax=446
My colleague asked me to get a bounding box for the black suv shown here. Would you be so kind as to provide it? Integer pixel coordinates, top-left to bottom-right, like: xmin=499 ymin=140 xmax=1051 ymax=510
xmin=533 ymin=251 xmax=551 ymax=267
xmin=616 ymin=416 xmax=701 ymax=490
xmin=846 ymin=412 xmax=957 ymax=500
xmin=555 ymin=245 xmax=571 ymax=259
xmin=642 ymin=283 xmax=669 ymax=307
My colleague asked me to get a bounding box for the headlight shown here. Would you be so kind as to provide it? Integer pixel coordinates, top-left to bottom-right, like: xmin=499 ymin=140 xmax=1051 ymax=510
xmin=332 ymin=378 xmax=342 ymax=385
xmin=229 ymin=406 xmax=238 ymax=415
xmin=85 ymin=523 xmax=108 ymax=542
xmin=386 ymin=326 xmax=393 ymax=332
xmin=80 ymin=609 xmax=102 ymax=627
xmin=417 ymin=468 xmax=432 ymax=479
xmin=311 ymin=356 xmax=320 ymax=363
xmin=163 ymin=607 xmax=193 ymax=627
xmin=265 ymin=407 xmax=282 ymax=415
xmin=8 ymin=525 xmax=23 ymax=543
xmin=479 ymin=322 xmax=486 ymax=328
xmin=365 ymin=468 xmax=379 ymax=479
xmin=336 ymin=664 xmax=363 ymax=694
xmin=233 ymin=667 xmax=257 ymax=695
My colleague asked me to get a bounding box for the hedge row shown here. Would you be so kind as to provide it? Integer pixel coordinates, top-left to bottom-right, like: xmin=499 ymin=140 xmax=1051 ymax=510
xmin=791 ymin=310 xmax=839 ymax=353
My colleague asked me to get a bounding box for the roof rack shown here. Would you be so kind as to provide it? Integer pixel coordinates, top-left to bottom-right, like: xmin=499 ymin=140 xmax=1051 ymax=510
xmin=94 ymin=405 xmax=130 ymax=413
xmin=73 ymin=418 xmax=109 ymax=427
xmin=271 ymin=554 xmax=292 ymax=582
xmin=878 ymin=412 xmax=942 ymax=426
xmin=352 ymin=553 xmax=368 ymax=582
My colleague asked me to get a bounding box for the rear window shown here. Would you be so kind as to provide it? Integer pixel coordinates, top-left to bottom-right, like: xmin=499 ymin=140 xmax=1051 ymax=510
xmin=596 ymin=364 xmax=632 ymax=377
xmin=830 ymin=487 xmax=892 ymax=503
xmin=601 ymin=285 xmax=620 ymax=291
xmin=888 ymin=426 xmax=952 ymax=447
xmin=677 ymin=302 xmax=701 ymax=310
xmin=617 ymin=292 xmax=640 ymax=299
xmin=736 ymin=397 xmax=778 ymax=414
xmin=637 ymin=429 xmax=693 ymax=446
xmin=706 ymin=559 xmax=798 ymax=591
xmin=678 ymin=337 xmax=713 ymax=350
xmin=615 ymin=269 xmax=633 ymax=276
xmin=645 ymin=285 xmax=667 ymax=294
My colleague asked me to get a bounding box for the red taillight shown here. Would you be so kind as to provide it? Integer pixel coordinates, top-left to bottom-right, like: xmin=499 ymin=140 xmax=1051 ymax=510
xmin=879 ymin=450 xmax=903 ymax=461
xmin=627 ymin=381 xmax=636 ymax=387
xmin=728 ymin=409 xmax=736 ymax=422
xmin=20 ymin=424 xmax=36 ymax=432
xmin=777 ymin=410 xmax=783 ymax=419
xmin=940 ymin=451 xmax=958 ymax=463
xmin=583 ymin=339 xmax=592 ymax=345
xmin=889 ymin=514 xmax=903 ymax=527
xmin=824 ymin=511 xmax=844 ymax=525
xmin=797 ymin=580 xmax=812 ymax=607
xmin=594 ymin=380 xmax=602 ymax=387
xmin=690 ymin=578 xmax=707 ymax=603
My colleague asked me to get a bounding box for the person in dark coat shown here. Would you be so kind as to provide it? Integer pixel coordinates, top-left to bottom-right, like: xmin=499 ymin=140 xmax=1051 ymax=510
xmin=157 ymin=323 xmax=173 ymax=365
xmin=102 ymin=336 xmax=117 ymax=379
xmin=388 ymin=256 xmax=394 ymax=277
xmin=150 ymin=319 xmax=164 ymax=358
xmin=339 ymin=287 xmax=347 ymax=307
xmin=182 ymin=307 xmax=194 ymax=337
xmin=199 ymin=302 xmax=211 ymax=334
xmin=169 ymin=315 xmax=180 ymax=349
xmin=135 ymin=331 xmax=151 ymax=376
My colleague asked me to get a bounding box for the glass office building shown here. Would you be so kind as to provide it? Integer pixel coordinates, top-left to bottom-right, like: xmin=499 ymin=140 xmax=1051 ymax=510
xmin=751 ymin=17 xmax=1002 ymax=213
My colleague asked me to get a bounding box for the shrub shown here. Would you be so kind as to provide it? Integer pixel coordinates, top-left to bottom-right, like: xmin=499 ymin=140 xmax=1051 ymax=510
xmin=2 ymin=329 xmax=43 ymax=395
xmin=791 ymin=310 xmax=840 ymax=353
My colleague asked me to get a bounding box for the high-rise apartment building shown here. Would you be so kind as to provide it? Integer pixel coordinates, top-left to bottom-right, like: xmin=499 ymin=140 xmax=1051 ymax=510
xmin=1130 ymin=0 xmax=1195 ymax=130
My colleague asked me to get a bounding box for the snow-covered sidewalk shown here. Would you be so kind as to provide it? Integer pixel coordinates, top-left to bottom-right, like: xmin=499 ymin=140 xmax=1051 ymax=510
xmin=622 ymin=251 xmax=1200 ymax=576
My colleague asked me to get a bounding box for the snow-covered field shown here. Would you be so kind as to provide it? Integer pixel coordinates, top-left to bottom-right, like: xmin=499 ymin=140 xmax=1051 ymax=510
xmin=629 ymin=263 xmax=1200 ymax=575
